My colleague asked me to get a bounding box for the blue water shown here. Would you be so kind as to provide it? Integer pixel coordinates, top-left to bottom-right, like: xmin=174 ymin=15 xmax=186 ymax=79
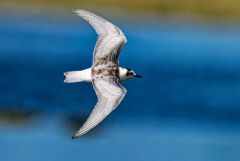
xmin=0 ymin=12 xmax=240 ymax=161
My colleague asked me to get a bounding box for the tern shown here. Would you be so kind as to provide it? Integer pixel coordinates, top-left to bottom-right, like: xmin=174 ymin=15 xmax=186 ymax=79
xmin=64 ymin=10 xmax=143 ymax=139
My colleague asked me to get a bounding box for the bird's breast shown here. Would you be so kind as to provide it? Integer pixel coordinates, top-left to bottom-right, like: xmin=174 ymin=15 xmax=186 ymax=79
xmin=92 ymin=65 xmax=119 ymax=79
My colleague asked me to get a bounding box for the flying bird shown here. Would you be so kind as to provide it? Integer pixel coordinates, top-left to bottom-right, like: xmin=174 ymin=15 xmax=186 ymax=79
xmin=64 ymin=10 xmax=142 ymax=139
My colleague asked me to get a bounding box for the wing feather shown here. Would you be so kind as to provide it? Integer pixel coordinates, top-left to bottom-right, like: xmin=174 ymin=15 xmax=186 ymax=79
xmin=72 ymin=78 xmax=126 ymax=138
xmin=75 ymin=9 xmax=127 ymax=65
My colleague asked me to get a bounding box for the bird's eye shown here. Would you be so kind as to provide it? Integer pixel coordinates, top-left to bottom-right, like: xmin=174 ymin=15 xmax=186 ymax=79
xmin=127 ymin=71 xmax=133 ymax=76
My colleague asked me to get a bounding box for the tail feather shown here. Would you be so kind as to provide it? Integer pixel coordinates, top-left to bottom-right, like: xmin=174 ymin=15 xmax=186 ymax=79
xmin=64 ymin=71 xmax=83 ymax=83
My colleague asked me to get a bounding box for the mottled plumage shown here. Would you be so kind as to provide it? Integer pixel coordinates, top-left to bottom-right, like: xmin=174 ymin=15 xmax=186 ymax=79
xmin=64 ymin=10 xmax=142 ymax=139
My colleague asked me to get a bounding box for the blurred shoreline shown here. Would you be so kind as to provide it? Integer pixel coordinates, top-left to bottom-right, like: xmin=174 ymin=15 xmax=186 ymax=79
xmin=1 ymin=0 xmax=240 ymax=21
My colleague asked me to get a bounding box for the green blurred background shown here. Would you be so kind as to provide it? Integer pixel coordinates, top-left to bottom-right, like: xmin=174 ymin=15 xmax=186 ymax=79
xmin=1 ymin=0 xmax=240 ymax=20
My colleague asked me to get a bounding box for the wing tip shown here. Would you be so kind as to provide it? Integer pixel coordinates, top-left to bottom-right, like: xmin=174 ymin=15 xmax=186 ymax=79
xmin=71 ymin=128 xmax=87 ymax=139
xmin=73 ymin=9 xmax=82 ymax=16
xmin=73 ymin=9 xmax=81 ymax=13
xmin=74 ymin=9 xmax=91 ymax=16
xmin=71 ymin=133 xmax=81 ymax=139
xmin=72 ymin=135 xmax=78 ymax=139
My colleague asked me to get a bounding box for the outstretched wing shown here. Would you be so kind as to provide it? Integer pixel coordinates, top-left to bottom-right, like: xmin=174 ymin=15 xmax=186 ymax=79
xmin=75 ymin=9 xmax=127 ymax=66
xmin=72 ymin=78 xmax=127 ymax=138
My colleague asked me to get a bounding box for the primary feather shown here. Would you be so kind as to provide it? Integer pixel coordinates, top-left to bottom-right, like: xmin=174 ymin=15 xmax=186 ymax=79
xmin=75 ymin=10 xmax=127 ymax=65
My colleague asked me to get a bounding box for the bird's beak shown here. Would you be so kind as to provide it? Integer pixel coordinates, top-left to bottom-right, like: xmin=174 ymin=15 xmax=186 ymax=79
xmin=134 ymin=74 xmax=143 ymax=78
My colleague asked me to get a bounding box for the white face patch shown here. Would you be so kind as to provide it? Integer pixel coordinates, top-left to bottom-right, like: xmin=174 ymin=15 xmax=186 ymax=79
xmin=119 ymin=67 xmax=136 ymax=82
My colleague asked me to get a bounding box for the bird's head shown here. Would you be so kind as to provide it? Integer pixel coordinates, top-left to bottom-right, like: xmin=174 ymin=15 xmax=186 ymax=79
xmin=119 ymin=67 xmax=143 ymax=81
xmin=126 ymin=68 xmax=143 ymax=79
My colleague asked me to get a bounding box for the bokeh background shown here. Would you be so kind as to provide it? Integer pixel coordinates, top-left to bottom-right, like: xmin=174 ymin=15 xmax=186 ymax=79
xmin=1 ymin=1 xmax=240 ymax=161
